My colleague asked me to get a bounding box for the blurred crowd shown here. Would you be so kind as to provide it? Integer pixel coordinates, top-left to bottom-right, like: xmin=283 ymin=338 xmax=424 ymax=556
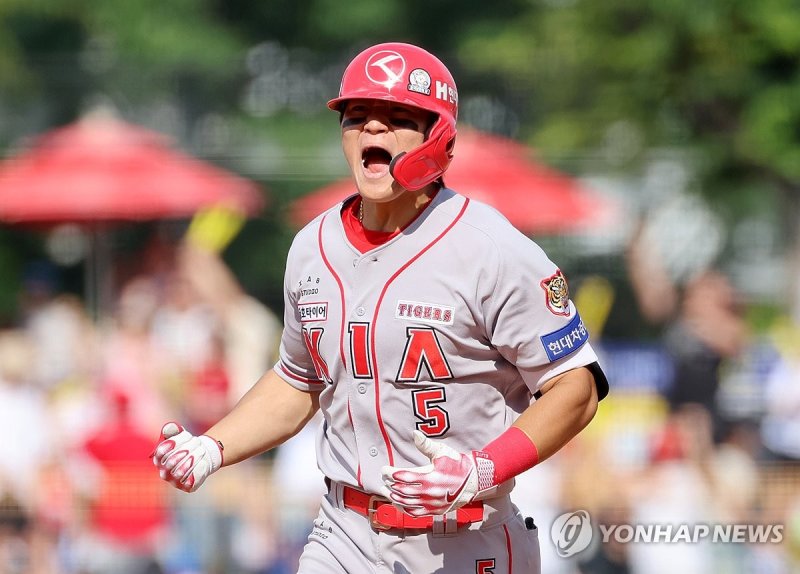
xmin=0 ymin=231 xmax=799 ymax=574
xmin=0 ymin=239 xmax=322 ymax=574
xmin=534 ymin=224 xmax=800 ymax=574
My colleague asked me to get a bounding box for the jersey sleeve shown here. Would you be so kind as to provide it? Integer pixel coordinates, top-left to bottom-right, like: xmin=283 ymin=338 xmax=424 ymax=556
xmin=483 ymin=231 xmax=600 ymax=395
xmin=274 ymin=237 xmax=327 ymax=392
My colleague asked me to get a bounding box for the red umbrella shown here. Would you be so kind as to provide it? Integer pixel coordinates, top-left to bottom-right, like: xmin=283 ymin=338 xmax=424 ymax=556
xmin=0 ymin=111 xmax=265 ymax=317
xmin=0 ymin=111 xmax=264 ymax=223
xmin=290 ymin=129 xmax=617 ymax=234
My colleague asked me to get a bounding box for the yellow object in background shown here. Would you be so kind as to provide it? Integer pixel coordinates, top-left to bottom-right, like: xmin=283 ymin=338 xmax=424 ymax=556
xmin=768 ymin=315 xmax=800 ymax=358
xmin=573 ymin=275 xmax=615 ymax=338
xmin=186 ymin=205 xmax=246 ymax=253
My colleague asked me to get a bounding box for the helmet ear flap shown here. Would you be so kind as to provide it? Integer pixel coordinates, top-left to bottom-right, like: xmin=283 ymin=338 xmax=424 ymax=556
xmin=389 ymin=116 xmax=456 ymax=191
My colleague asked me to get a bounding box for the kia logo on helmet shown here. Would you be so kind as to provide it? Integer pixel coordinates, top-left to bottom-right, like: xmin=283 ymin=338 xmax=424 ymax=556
xmin=365 ymin=50 xmax=406 ymax=89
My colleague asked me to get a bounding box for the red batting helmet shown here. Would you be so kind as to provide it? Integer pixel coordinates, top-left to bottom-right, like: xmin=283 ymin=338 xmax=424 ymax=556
xmin=327 ymin=42 xmax=458 ymax=191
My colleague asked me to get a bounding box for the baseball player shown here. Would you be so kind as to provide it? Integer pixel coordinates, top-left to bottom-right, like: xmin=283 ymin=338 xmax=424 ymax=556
xmin=153 ymin=42 xmax=609 ymax=573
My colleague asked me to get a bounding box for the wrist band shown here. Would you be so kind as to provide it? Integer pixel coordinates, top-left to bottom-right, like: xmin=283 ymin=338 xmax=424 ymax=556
xmin=481 ymin=426 xmax=540 ymax=486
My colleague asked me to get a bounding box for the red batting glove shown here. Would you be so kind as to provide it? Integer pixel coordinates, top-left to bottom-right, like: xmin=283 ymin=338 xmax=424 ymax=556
xmin=381 ymin=431 xmax=498 ymax=517
xmin=152 ymin=422 xmax=223 ymax=493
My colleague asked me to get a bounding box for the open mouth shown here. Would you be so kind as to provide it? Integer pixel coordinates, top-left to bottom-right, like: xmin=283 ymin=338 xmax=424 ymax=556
xmin=361 ymin=146 xmax=392 ymax=177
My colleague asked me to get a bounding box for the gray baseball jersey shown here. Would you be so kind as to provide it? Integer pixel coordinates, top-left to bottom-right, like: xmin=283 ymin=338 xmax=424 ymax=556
xmin=275 ymin=187 xmax=605 ymax=497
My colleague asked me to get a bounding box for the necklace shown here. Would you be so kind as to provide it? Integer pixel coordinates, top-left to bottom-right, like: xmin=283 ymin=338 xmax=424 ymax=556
xmin=358 ymin=199 xmax=364 ymax=223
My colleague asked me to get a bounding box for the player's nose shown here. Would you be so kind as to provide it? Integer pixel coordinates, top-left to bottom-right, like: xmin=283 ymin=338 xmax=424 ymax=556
xmin=363 ymin=116 xmax=389 ymax=134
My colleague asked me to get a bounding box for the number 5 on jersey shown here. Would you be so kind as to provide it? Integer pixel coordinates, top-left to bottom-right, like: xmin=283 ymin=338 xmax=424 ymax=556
xmin=411 ymin=387 xmax=450 ymax=437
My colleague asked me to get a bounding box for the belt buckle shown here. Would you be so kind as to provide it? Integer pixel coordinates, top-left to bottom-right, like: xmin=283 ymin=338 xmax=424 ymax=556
xmin=367 ymin=495 xmax=392 ymax=531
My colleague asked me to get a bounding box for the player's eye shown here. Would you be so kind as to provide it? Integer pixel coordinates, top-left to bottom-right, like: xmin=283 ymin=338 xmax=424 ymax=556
xmin=390 ymin=117 xmax=421 ymax=130
xmin=341 ymin=114 xmax=366 ymax=128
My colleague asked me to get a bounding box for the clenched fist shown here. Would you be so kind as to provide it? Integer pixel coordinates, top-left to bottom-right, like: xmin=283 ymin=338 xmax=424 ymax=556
xmin=152 ymin=422 xmax=223 ymax=493
xmin=381 ymin=431 xmax=498 ymax=516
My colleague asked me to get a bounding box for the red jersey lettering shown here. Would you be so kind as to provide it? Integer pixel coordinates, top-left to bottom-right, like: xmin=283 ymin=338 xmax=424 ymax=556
xmin=302 ymin=327 xmax=332 ymax=384
xmin=396 ymin=327 xmax=453 ymax=382
xmin=348 ymin=322 xmax=373 ymax=379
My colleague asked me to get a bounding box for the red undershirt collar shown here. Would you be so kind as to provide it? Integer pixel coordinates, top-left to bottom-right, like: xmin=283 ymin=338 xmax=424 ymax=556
xmin=341 ymin=191 xmax=439 ymax=254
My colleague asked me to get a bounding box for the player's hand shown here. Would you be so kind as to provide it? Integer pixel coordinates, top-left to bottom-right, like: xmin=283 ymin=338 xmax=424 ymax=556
xmin=381 ymin=430 xmax=495 ymax=517
xmin=152 ymin=422 xmax=223 ymax=493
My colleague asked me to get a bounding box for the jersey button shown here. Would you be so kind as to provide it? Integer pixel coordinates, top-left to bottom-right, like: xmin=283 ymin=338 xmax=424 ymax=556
xmin=356 ymin=306 xmax=366 ymax=316
xmin=368 ymin=446 xmax=378 ymax=457
xmin=357 ymin=384 xmax=367 ymax=394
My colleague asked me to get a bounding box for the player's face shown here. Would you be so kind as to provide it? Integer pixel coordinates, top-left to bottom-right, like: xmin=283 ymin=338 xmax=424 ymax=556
xmin=340 ymin=99 xmax=432 ymax=200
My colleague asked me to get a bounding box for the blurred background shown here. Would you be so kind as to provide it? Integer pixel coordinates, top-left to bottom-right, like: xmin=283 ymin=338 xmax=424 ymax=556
xmin=0 ymin=1 xmax=799 ymax=573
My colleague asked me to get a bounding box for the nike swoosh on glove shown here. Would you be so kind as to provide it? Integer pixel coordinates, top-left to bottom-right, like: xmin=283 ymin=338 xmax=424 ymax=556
xmin=152 ymin=422 xmax=223 ymax=493
xmin=381 ymin=430 xmax=498 ymax=517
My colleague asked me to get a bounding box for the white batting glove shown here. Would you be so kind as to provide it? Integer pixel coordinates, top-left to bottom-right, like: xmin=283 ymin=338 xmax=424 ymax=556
xmin=381 ymin=430 xmax=497 ymax=517
xmin=152 ymin=422 xmax=223 ymax=493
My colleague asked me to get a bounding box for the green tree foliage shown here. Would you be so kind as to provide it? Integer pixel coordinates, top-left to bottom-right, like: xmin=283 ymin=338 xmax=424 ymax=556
xmin=0 ymin=0 xmax=797 ymax=317
xmin=458 ymin=0 xmax=800 ymax=198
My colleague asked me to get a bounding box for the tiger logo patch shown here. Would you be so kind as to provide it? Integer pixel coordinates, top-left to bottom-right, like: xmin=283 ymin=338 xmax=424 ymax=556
xmin=540 ymin=270 xmax=570 ymax=316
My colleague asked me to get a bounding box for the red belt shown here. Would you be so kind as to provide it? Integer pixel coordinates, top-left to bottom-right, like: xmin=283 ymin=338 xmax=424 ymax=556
xmin=341 ymin=485 xmax=484 ymax=531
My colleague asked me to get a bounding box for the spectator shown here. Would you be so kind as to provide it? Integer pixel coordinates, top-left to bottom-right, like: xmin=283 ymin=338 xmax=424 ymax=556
xmin=101 ymin=276 xmax=171 ymax=432
xmin=150 ymin=269 xmax=219 ymax=380
xmin=0 ymin=330 xmax=53 ymax=505
xmin=72 ymin=387 xmax=169 ymax=574
xmin=177 ymin=242 xmax=281 ymax=404
xmin=18 ymin=261 xmax=97 ymax=391
xmin=626 ymin=223 xmax=748 ymax=441
xmin=185 ymin=332 xmax=232 ymax=434
xmin=625 ymin=405 xmax=718 ymax=574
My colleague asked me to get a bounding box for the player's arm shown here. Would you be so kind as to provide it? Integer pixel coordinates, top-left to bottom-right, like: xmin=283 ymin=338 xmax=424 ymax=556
xmin=511 ymin=365 xmax=598 ymax=462
xmin=153 ymin=369 xmax=320 ymax=492
xmin=206 ymin=368 xmax=321 ymax=466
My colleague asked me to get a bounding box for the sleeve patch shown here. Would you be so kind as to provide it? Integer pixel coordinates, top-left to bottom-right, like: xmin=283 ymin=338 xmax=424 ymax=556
xmin=541 ymin=311 xmax=589 ymax=362
xmin=540 ymin=269 xmax=570 ymax=316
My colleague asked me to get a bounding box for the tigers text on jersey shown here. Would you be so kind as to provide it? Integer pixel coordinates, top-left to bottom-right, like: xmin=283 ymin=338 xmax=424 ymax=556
xmin=275 ymin=188 xmax=602 ymax=496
